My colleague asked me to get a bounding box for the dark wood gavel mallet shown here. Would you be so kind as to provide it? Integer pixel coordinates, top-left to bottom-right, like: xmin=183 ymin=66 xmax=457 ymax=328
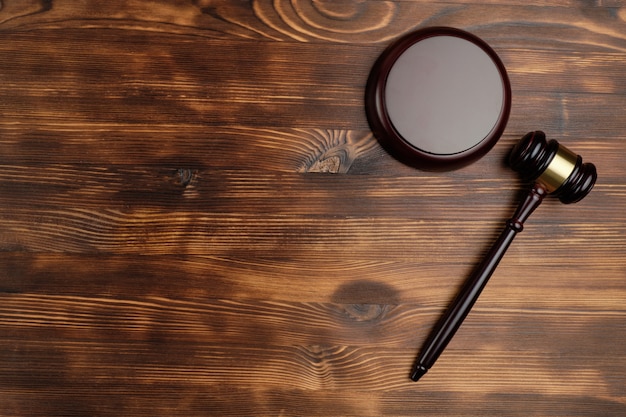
xmin=411 ymin=131 xmax=598 ymax=381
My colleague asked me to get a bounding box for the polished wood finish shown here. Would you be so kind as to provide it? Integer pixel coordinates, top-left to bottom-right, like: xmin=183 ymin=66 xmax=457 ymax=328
xmin=1 ymin=1 xmax=625 ymax=416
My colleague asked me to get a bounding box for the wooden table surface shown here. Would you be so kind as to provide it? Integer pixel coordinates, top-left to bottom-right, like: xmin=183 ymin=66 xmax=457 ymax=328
xmin=1 ymin=1 xmax=625 ymax=416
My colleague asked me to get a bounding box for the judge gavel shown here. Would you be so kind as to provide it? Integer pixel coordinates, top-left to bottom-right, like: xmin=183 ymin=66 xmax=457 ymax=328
xmin=411 ymin=131 xmax=597 ymax=381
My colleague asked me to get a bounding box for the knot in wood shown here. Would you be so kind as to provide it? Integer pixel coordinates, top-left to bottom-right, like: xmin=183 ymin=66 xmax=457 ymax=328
xmin=177 ymin=168 xmax=195 ymax=187
xmin=306 ymin=149 xmax=348 ymax=174
xmin=314 ymin=155 xmax=342 ymax=173
xmin=343 ymin=304 xmax=387 ymax=323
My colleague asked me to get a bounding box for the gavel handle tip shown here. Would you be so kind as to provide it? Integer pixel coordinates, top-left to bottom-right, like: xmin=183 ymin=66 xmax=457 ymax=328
xmin=410 ymin=365 xmax=428 ymax=382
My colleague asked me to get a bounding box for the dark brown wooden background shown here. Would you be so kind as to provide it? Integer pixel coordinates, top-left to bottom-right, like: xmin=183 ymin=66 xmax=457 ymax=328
xmin=1 ymin=1 xmax=625 ymax=416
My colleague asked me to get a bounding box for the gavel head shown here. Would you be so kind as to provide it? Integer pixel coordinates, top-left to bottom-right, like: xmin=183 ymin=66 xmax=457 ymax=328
xmin=509 ymin=131 xmax=597 ymax=204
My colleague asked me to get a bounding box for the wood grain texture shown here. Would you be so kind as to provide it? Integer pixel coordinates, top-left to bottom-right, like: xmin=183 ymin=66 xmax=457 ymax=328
xmin=1 ymin=1 xmax=626 ymax=416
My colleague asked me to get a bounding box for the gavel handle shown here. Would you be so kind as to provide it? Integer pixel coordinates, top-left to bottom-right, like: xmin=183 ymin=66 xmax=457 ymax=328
xmin=411 ymin=182 xmax=548 ymax=381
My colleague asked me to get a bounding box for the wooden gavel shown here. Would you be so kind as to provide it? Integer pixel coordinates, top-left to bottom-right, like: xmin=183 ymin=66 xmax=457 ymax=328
xmin=411 ymin=131 xmax=598 ymax=381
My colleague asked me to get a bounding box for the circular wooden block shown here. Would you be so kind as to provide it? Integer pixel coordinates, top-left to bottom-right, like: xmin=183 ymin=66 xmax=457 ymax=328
xmin=365 ymin=27 xmax=511 ymax=171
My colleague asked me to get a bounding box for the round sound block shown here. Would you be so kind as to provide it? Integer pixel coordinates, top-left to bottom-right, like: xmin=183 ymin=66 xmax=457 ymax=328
xmin=365 ymin=27 xmax=511 ymax=170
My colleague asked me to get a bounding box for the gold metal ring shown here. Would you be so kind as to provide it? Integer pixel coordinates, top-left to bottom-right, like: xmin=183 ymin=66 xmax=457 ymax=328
xmin=538 ymin=144 xmax=578 ymax=192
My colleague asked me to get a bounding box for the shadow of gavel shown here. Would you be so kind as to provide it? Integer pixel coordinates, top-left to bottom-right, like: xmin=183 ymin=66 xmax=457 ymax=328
xmin=411 ymin=131 xmax=598 ymax=381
